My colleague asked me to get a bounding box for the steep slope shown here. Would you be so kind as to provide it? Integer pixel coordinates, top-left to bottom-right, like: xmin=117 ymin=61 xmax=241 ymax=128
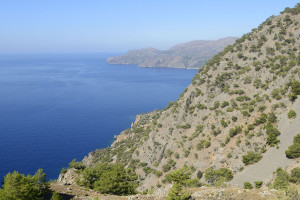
xmin=107 ymin=37 xmax=237 ymax=68
xmin=230 ymin=98 xmax=300 ymax=186
xmin=60 ymin=4 xmax=300 ymax=193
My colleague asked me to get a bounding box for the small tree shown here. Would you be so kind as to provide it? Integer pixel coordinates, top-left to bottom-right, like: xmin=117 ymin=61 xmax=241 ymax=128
xmin=167 ymin=183 xmax=190 ymax=200
xmin=286 ymin=134 xmax=300 ymax=158
xmin=166 ymin=167 xmax=194 ymax=200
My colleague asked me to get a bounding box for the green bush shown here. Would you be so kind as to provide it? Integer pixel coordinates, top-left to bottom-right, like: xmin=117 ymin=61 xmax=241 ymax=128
xmin=272 ymin=168 xmax=290 ymax=190
xmin=232 ymin=116 xmax=237 ymax=122
xmin=291 ymin=81 xmax=300 ymax=94
xmin=288 ymin=109 xmax=297 ymax=119
xmin=229 ymin=126 xmax=242 ymax=137
xmin=267 ymin=133 xmax=280 ymax=147
xmin=204 ymin=168 xmax=233 ymax=186
xmin=285 ymin=134 xmax=300 ymax=158
xmin=0 ymin=169 xmax=49 ymax=200
xmin=162 ymin=159 xmax=176 ymax=172
xmin=176 ymin=123 xmax=191 ymax=129
xmin=197 ymin=171 xmax=203 ymax=179
xmin=77 ymin=163 xmax=138 ymax=195
xmin=220 ymin=101 xmax=229 ymax=108
xmin=60 ymin=168 xmax=67 ymax=174
xmin=254 ymin=113 xmax=268 ymax=125
xmin=289 ymin=167 xmax=300 ymax=184
xmin=165 ymin=166 xmax=200 ymax=187
xmin=285 ymin=143 xmax=300 ymax=158
xmin=244 ymin=182 xmax=253 ymax=189
xmin=242 ymin=151 xmax=262 ymax=165
xmin=254 ymin=181 xmax=263 ymax=188
xmin=69 ymin=159 xmax=85 ymax=170
xmin=197 ymin=140 xmax=211 ymax=150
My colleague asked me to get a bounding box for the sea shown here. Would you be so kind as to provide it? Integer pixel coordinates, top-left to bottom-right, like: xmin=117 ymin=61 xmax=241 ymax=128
xmin=0 ymin=53 xmax=197 ymax=183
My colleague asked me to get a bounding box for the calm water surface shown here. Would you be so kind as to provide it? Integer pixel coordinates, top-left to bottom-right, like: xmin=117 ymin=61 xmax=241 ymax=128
xmin=0 ymin=53 xmax=197 ymax=182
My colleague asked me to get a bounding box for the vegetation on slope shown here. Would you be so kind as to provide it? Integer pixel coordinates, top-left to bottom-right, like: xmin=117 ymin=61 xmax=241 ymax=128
xmin=285 ymin=134 xmax=300 ymax=158
xmin=65 ymin=2 xmax=300 ymax=194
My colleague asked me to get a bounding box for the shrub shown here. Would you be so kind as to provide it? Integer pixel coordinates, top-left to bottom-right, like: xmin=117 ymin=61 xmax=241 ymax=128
xmin=60 ymin=168 xmax=67 ymax=174
xmin=254 ymin=181 xmax=263 ymax=188
xmin=285 ymin=134 xmax=300 ymax=159
xmin=291 ymin=81 xmax=300 ymax=94
xmin=254 ymin=113 xmax=268 ymax=125
xmin=268 ymin=112 xmax=277 ymax=123
xmin=272 ymin=168 xmax=290 ymax=190
xmin=242 ymin=151 xmax=262 ymax=165
xmin=176 ymin=123 xmax=191 ymax=129
xmin=267 ymin=133 xmax=280 ymax=147
xmin=165 ymin=166 xmax=200 ymax=187
xmin=288 ymin=110 xmax=297 ymax=119
xmin=69 ymin=159 xmax=85 ymax=170
xmin=285 ymin=143 xmax=300 ymax=158
xmin=197 ymin=171 xmax=203 ymax=179
xmin=244 ymin=182 xmax=253 ymax=189
xmin=229 ymin=126 xmax=242 ymax=137
xmin=204 ymin=168 xmax=233 ymax=186
xmin=154 ymin=170 xmax=163 ymax=177
xmin=162 ymin=159 xmax=176 ymax=172
xmin=232 ymin=116 xmax=237 ymax=122
xmin=289 ymin=167 xmax=300 ymax=183
xmin=197 ymin=140 xmax=211 ymax=150
xmin=221 ymin=101 xmax=229 ymax=108
xmin=77 ymin=163 xmax=138 ymax=195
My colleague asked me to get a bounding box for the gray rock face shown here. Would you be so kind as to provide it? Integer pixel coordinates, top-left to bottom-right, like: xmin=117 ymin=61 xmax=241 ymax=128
xmin=107 ymin=37 xmax=238 ymax=68
xmin=57 ymin=168 xmax=77 ymax=185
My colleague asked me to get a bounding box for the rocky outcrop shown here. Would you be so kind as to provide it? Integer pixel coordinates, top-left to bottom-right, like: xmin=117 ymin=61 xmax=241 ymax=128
xmin=57 ymin=168 xmax=78 ymax=186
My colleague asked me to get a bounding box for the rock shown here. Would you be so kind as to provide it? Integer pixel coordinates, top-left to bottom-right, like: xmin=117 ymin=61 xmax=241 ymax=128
xmin=57 ymin=168 xmax=77 ymax=185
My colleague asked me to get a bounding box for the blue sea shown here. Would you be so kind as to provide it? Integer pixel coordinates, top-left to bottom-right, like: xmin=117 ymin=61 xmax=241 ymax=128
xmin=0 ymin=53 xmax=197 ymax=182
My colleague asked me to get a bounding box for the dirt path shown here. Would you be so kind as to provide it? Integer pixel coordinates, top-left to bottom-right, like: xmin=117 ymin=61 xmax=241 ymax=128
xmin=229 ymin=98 xmax=300 ymax=187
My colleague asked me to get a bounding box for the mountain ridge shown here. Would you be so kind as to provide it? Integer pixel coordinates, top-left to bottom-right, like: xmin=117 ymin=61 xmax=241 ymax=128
xmin=107 ymin=37 xmax=238 ymax=68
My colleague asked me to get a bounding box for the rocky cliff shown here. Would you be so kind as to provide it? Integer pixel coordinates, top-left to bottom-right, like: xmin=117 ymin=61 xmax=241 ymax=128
xmin=107 ymin=37 xmax=237 ymax=68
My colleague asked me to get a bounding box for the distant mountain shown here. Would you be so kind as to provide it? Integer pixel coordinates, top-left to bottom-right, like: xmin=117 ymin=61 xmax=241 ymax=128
xmin=107 ymin=37 xmax=238 ymax=68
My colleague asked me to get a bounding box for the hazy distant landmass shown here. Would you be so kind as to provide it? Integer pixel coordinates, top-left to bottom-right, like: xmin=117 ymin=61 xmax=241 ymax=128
xmin=107 ymin=37 xmax=238 ymax=68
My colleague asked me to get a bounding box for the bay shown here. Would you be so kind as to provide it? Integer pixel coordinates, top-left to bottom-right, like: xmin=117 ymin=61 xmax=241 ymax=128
xmin=0 ymin=53 xmax=197 ymax=182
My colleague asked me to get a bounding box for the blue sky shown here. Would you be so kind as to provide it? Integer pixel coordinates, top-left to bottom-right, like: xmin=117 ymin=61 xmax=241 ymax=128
xmin=0 ymin=0 xmax=299 ymax=53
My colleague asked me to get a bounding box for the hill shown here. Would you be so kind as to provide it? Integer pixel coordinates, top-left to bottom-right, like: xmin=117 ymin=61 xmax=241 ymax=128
xmin=107 ymin=37 xmax=237 ymax=68
xmin=57 ymin=4 xmax=300 ymax=199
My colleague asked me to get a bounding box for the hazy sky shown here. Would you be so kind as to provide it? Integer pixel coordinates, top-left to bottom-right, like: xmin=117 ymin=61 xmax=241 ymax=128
xmin=0 ymin=0 xmax=299 ymax=53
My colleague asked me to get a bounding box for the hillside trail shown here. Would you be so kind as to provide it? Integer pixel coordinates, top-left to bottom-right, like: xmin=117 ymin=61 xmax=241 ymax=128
xmin=229 ymin=98 xmax=300 ymax=187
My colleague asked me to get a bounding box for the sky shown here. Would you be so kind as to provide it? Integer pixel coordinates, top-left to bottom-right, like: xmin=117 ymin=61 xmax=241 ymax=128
xmin=0 ymin=0 xmax=299 ymax=53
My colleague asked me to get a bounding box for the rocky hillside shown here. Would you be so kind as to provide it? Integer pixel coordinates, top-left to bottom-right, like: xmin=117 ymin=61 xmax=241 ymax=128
xmin=58 ymin=4 xmax=300 ymax=198
xmin=107 ymin=37 xmax=237 ymax=68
